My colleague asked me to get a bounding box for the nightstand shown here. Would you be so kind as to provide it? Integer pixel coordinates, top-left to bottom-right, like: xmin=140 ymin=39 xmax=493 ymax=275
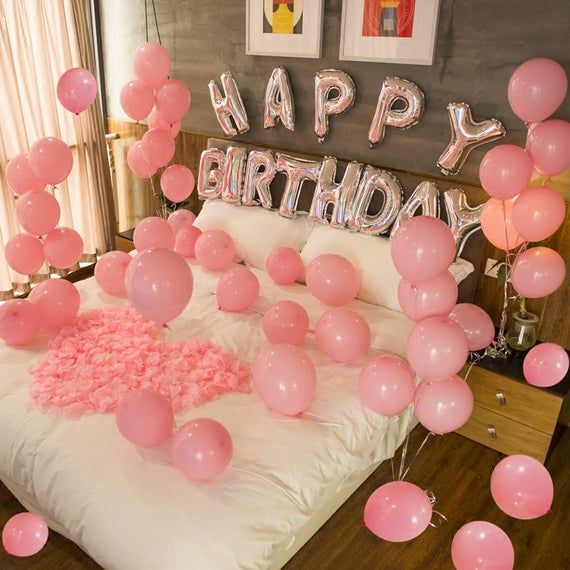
xmin=115 ymin=228 xmax=134 ymax=253
xmin=456 ymin=347 xmax=569 ymax=463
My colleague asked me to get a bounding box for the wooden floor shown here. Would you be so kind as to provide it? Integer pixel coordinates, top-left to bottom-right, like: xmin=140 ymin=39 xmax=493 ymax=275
xmin=1 ymin=427 xmax=568 ymax=569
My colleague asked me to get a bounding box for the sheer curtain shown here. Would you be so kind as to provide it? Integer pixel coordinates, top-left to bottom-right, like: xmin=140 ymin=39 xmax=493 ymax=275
xmin=0 ymin=0 xmax=115 ymax=298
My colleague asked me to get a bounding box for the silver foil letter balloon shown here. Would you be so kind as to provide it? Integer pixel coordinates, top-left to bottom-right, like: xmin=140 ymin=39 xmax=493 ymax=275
xmin=309 ymin=157 xmax=363 ymax=228
xmin=263 ymin=67 xmax=295 ymax=131
xmin=208 ymin=71 xmax=250 ymax=137
xmin=368 ymin=76 xmax=425 ymax=148
xmin=443 ymin=188 xmax=483 ymax=255
xmin=276 ymin=153 xmax=322 ymax=218
xmin=197 ymin=148 xmax=226 ymax=200
xmin=314 ymin=69 xmax=356 ymax=143
xmin=242 ymin=150 xmax=276 ymax=209
xmin=438 ymin=102 xmax=505 ymax=175
xmin=222 ymin=146 xmax=247 ymax=204
xmin=390 ymin=181 xmax=440 ymax=237
xmin=348 ymin=167 xmax=403 ymax=235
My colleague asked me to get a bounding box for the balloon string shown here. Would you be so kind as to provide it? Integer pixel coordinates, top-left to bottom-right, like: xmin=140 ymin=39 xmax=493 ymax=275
xmin=144 ymin=0 xmax=149 ymax=43
xmin=400 ymin=431 xmax=432 ymax=482
xmin=151 ymin=0 xmax=162 ymax=45
xmin=397 ymin=405 xmax=414 ymax=480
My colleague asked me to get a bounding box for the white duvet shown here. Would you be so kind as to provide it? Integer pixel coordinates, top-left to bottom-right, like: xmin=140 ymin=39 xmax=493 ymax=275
xmin=0 ymin=263 xmax=415 ymax=570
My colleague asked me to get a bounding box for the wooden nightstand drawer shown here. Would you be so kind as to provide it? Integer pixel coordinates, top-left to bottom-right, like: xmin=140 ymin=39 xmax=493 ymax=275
xmin=456 ymin=405 xmax=551 ymax=463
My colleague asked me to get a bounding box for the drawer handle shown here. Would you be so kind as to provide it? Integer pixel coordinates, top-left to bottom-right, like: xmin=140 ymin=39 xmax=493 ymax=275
xmin=487 ymin=425 xmax=497 ymax=441
xmin=495 ymin=390 xmax=506 ymax=406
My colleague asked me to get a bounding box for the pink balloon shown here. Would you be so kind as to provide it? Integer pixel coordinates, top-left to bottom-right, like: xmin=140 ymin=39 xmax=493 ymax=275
xmin=174 ymin=225 xmax=202 ymax=259
xmin=160 ymin=164 xmax=194 ymax=203
xmin=43 ymin=227 xmax=84 ymax=269
xmin=480 ymin=197 xmax=525 ymax=251
xmin=528 ymin=119 xmax=570 ymax=177
xmin=216 ymin=266 xmax=259 ymax=312
xmin=266 ymin=247 xmax=304 ymax=285
xmin=132 ymin=42 xmax=170 ymax=88
xmin=491 ymin=454 xmax=553 ymax=520
xmin=406 ymin=316 xmax=469 ymax=379
xmin=479 ymin=144 xmax=533 ymax=200
xmin=508 ymin=58 xmax=568 ymax=124
xmin=523 ymin=342 xmax=569 ymax=388
xmin=364 ymin=481 xmax=432 ymax=542
xmin=2 ymin=512 xmax=48 ymax=557
xmin=133 ymin=216 xmax=175 ymax=252
xmin=115 ymin=389 xmax=174 ymax=448
xmin=148 ymin=106 xmax=181 ymax=137
xmin=141 ymin=128 xmax=176 ymax=168
xmin=449 ymin=303 xmax=495 ymax=352
xmin=0 ymin=299 xmax=42 ymax=346
xmin=6 ymin=153 xmax=45 ymax=195
xmin=127 ymin=141 xmax=156 ymax=179
xmin=397 ymin=272 xmax=458 ymax=322
xmin=253 ymin=344 xmax=316 ymax=416
xmin=5 ymin=233 xmax=45 ymax=275
xmin=414 ymin=376 xmax=474 ymax=434
xmin=28 ymin=279 xmax=80 ymax=329
xmin=316 ymin=307 xmax=371 ymax=363
xmin=512 ymin=186 xmax=565 ymax=242
xmin=125 ymin=248 xmax=192 ymax=324
xmin=155 ymin=79 xmax=191 ymax=124
xmin=194 ymin=230 xmax=236 ymax=272
xmin=57 ymin=67 xmax=97 ymax=114
xmin=511 ymin=246 xmax=566 ymax=299
xmin=94 ymin=250 xmax=132 ymax=296
xmin=16 ymin=190 xmax=60 ymax=236
xmin=451 ymin=521 xmax=514 ymax=570
xmin=29 ymin=137 xmax=73 ymax=185
xmin=306 ymin=254 xmax=360 ymax=306
xmin=120 ymin=79 xmax=154 ymax=121
xmin=391 ymin=216 xmax=456 ymax=284
xmin=359 ymin=355 xmax=415 ymax=417
xmin=167 ymin=209 xmax=196 ymax=234
xmin=171 ymin=418 xmax=233 ymax=482
xmin=262 ymin=300 xmax=309 ymax=346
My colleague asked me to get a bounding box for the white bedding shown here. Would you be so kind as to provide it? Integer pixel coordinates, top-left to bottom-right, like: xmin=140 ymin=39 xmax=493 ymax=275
xmin=0 ymin=263 xmax=415 ymax=570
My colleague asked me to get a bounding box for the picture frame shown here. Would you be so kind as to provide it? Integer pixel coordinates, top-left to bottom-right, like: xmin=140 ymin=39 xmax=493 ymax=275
xmin=339 ymin=0 xmax=440 ymax=65
xmin=246 ymin=0 xmax=324 ymax=59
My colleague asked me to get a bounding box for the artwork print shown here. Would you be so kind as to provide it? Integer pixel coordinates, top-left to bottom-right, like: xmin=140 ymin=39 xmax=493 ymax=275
xmin=362 ymin=0 xmax=415 ymax=38
xmin=263 ymin=0 xmax=303 ymax=35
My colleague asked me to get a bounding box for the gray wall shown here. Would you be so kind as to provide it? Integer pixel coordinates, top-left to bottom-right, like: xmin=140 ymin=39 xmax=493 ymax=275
xmin=99 ymin=0 xmax=570 ymax=185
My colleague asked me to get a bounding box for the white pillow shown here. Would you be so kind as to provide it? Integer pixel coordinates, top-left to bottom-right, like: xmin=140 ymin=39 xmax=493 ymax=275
xmin=193 ymin=200 xmax=314 ymax=269
xmin=300 ymin=225 xmax=474 ymax=312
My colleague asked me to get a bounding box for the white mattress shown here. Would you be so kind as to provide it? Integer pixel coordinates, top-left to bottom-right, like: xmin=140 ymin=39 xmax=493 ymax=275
xmin=0 ymin=262 xmax=415 ymax=570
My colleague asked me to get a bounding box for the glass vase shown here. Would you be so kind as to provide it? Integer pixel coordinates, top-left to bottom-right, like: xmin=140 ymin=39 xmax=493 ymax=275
xmin=506 ymin=311 xmax=539 ymax=351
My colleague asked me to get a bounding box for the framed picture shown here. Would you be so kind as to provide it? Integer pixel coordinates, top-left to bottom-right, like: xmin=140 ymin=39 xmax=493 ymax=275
xmin=246 ymin=0 xmax=324 ymax=59
xmin=340 ymin=0 xmax=440 ymax=65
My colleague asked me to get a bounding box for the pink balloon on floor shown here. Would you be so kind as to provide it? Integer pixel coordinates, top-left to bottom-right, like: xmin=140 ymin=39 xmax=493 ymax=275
xmin=528 ymin=119 xmax=570 ymax=177
xmin=449 ymin=303 xmax=495 ymax=352
xmin=216 ymin=266 xmax=259 ymax=312
xmin=253 ymin=344 xmax=316 ymax=416
xmin=406 ymin=316 xmax=469 ymax=379
xmin=29 ymin=137 xmax=73 ymax=185
xmin=16 ymin=190 xmax=60 ymax=236
xmin=306 ymin=254 xmax=360 ymax=306
xmin=167 ymin=209 xmax=196 ymax=234
xmin=5 ymin=233 xmax=45 ymax=275
xmin=28 ymin=279 xmax=80 ymax=329
xmin=194 ymin=230 xmax=236 ymax=272
xmin=511 ymin=247 xmax=566 ymax=299
xmin=127 ymin=141 xmax=156 ymax=179
xmin=94 ymin=250 xmax=132 ymax=296
xmin=397 ymin=272 xmax=458 ymax=322
xmin=171 ymin=418 xmax=233 ymax=481
xmin=57 ymin=67 xmax=97 ymax=114
xmin=141 ymin=128 xmax=176 ymax=168
xmin=160 ymin=164 xmax=195 ymax=203
xmin=523 ymin=343 xmax=569 ymax=388
xmin=391 ymin=216 xmax=456 ymax=284
xmin=364 ymin=481 xmax=432 ymax=542
xmin=148 ymin=106 xmax=181 ymax=137
xmin=359 ymin=355 xmax=415 ymax=417
xmin=0 ymin=299 xmax=42 ymax=346
xmin=120 ymin=79 xmax=154 ymax=121
xmin=414 ymin=376 xmax=474 ymax=434
xmin=155 ymin=79 xmax=191 ymax=124
xmin=451 ymin=521 xmax=514 ymax=570
xmin=263 ymin=300 xmax=309 ymax=346
xmin=132 ymin=42 xmax=170 ymax=88
xmin=491 ymin=454 xmax=553 ymax=520
xmin=116 ymin=389 xmax=174 ymax=448
xmin=133 ymin=216 xmax=175 ymax=251
xmin=6 ymin=153 xmax=45 ymax=195
xmin=266 ymin=247 xmax=304 ymax=285
xmin=2 ymin=512 xmax=48 ymax=557
xmin=316 ymin=307 xmax=370 ymax=363
xmin=174 ymin=225 xmax=201 ymax=259
xmin=43 ymin=227 xmax=84 ymax=269
xmin=480 ymin=197 xmax=524 ymax=251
